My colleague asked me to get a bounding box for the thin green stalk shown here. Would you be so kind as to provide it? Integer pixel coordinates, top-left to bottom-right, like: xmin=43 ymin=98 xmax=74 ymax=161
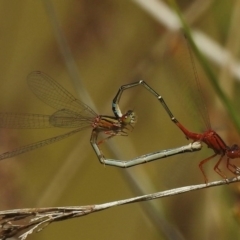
xmin=168 ymin=0 xmax=240 ymax=132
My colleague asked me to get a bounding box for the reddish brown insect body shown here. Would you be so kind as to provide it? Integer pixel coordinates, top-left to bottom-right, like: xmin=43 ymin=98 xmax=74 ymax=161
xmin=158 ymin=36 xmax=240 ymax=183
xmin=175 ymin=121 xmax=240 ymax=182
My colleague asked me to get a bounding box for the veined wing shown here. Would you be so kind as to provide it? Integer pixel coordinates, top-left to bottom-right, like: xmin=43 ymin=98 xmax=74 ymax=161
xmin=49 ymin=109 xmax=94 ymax=128
xmin=27 ymin=71 xmax=97 ymax=118
xmin=0 ymin=110 xmax=94 ymax=129
xmin=0 ymin=113 xmax=53 ymax=128
xmin=0 ymin=127 xmax=88 ymax=160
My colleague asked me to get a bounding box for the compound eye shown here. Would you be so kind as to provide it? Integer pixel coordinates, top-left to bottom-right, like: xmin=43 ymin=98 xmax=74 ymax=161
xmin=122 ymin=110 xmax=136 ymax=125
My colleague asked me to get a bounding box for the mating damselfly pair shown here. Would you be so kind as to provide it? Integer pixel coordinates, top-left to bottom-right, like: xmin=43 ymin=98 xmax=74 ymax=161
xmin=0 ymin=71 xmax=239 ymax=183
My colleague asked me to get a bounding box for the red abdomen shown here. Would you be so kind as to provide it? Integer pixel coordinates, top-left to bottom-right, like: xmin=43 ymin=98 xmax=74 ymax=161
xmin=176 ymin=122 xmax=227 ymax=154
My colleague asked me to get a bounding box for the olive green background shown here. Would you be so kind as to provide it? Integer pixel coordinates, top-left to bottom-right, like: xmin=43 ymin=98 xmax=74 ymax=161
xmin=1 ymin=1 xmax=240 ymax=240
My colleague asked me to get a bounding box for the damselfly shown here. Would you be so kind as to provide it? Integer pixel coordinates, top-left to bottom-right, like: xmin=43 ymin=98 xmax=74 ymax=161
xmin=0 ymin=71 xmax=201 ymax=166
xmin=117 ymin=37 xmax=240 ymax=183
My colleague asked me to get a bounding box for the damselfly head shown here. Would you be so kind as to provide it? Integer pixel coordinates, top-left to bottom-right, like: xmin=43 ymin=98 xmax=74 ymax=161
xmin=121 ymin=110 xmax=137 ymax=126
xmin=227 ymin=144 xmax=240 ymax=158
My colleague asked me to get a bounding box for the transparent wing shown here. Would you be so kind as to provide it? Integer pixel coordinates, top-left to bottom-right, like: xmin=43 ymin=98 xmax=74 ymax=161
xmin=0 ymin=113 xmax=53 ymax=128
xmin=0 ymin=110 xmax=94 ymax=129
xmin=162 ymin=34 xmax=211 ymax=131
xmin=27 ymin=71 xmax=97 ymax=118
xmin=0 ymin=127 xmax=88 ymax=160
xmin=49 ymin=109 xmax=94 ymax=128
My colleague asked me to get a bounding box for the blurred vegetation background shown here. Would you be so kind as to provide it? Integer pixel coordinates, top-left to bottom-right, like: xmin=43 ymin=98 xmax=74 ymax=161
xmin=1 ymin=0 xmax=240 ymax=239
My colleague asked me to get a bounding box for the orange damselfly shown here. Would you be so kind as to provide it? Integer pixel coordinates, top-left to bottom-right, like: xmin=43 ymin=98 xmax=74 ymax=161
xmin=0 ymin=71 xmax=201 ymax=167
